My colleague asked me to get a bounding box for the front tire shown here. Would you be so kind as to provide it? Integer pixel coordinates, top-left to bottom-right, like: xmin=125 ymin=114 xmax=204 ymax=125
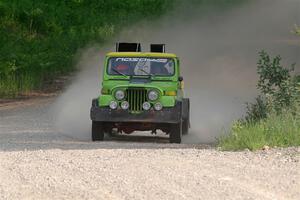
xmin=92 ymin=121 xmax=104 ymax=141
xmin=182 ymin=98 xmax=190 ymax=135
xmin=169 ymin=122 xmax=182 ymax=143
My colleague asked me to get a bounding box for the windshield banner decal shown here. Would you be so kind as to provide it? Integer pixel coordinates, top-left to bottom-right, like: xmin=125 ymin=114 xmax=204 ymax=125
xmin=116 ymin=58 xmax=168 ymax=63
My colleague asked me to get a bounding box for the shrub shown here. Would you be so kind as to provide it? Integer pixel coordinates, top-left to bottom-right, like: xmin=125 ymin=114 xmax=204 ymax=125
xmin=244 ymin=95 xmax=268 ymax=123
xmin=257 ymin=51 xmax=298 ymax=112
xmin=243 ymin=51 xmax=299 ymax=122
xmin=218 ymin=51 xmax=300 ymax=151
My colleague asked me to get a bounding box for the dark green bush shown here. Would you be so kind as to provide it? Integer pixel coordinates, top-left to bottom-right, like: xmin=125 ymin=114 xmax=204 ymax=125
xmin=257 ymin=51 xmax=298 ymax=112
xmin=0 ymin=0 xmax=173 ymax=97
xmin=243 ymin=51 xmax=299 ymax=122
xmin=0 ymin=0 xmax=248 ymax=97
xmin=218 ymin=51 xmax=300 ymax=151
xmin=244 ymin=95 xmax=268 ymax=123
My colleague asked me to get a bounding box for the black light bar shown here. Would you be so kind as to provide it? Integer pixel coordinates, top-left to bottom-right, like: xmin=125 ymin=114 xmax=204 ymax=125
xmin=150 ymin=44 xmax=165 ymax=53
xmin=116 ymin=42 xmax=141 ymax=52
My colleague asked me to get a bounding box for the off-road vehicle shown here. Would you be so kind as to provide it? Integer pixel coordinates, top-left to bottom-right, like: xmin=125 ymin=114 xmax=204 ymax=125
xmin=90 ymin=43 xmax=190 ymax=143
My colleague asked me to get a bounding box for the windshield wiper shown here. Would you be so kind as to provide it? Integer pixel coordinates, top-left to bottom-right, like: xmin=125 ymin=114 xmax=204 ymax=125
xmin=112 ymin=68 xmax=127 ymax=77
xmin=139 ymin=68 xmax=155 ymax=78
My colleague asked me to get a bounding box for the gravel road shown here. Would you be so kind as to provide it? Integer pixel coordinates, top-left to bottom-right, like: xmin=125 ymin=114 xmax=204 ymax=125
xmin=0 ymin=98 xmax=299 ymax=200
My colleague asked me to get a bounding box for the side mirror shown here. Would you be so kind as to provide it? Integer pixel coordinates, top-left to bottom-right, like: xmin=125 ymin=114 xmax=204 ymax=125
xmin=178 ymin=76 xmax=183 ymax=82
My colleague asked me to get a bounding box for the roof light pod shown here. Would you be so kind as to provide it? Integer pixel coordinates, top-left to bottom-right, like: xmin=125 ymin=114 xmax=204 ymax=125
xmin=116 ymin=42 xmax=141 ymax=52
xmin=150 ymin=44 xmax=165 ymax=53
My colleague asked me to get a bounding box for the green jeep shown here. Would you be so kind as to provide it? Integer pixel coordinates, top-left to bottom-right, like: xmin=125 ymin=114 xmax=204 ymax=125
xmin=90 ymin=43 xmax=190 ymax=143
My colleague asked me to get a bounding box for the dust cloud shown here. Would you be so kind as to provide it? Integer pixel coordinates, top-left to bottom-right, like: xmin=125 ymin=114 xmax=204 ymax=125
xmin=52 ymin=0 xmax=300 ymax=143
xmin=51 ymin=47 xmax=107 ymax=140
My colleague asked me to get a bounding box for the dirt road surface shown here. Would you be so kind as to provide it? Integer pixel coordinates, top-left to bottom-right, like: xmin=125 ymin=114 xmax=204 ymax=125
xmin=0 ymin=98 xmax=299 ymax=200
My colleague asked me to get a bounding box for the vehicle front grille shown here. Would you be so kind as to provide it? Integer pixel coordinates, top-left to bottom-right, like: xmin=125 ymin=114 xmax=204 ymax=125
xmin=126 ymin=88 xmax=147 ymax=113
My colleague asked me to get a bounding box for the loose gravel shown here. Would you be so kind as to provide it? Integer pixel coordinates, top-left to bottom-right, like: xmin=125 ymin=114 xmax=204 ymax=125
xmin=0 ymin=99 xmax=299 ymax=200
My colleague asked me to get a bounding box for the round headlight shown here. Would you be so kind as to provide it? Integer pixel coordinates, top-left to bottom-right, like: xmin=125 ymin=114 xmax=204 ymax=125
xmin=154 ymin=102 xmax=163 ymax=111
xmin=148 ymin=90 xmax=159 ymax=101
xmin=121 ymin=101 xmax=129 ymax=110
xmin=109 ymin=101 xmax=118 ymax=110
xmin=115 ymin=90 xmax=125 ymax=100
xmin=142 ymin=102 xmax=151 ymax=111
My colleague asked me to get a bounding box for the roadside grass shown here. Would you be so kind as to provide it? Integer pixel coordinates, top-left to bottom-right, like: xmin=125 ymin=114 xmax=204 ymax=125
xmin=0 ymin=74 xmax=37 ymax=97
xmin=218 ymin=110 xmax=300 ymax=151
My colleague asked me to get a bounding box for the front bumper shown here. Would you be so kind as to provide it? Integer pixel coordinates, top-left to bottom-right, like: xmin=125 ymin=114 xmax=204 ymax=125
xmin=90 ymin=100 xmax=182 ymax=124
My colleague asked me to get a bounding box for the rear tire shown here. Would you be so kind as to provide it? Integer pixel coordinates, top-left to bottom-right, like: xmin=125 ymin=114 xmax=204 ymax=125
xmin=182 ymin=118 xmax=189 ymax=135
xmin=92 ymin=121 xmax=104 ymax=141
xmin=182 ymin=98 xmax=190 ymax=135
xmin=169 ymin=122 xmax=182 ymax=143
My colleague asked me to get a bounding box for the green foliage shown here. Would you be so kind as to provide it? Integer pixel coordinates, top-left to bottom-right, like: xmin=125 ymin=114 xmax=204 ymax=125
xmin=257 ymin=51 xmax=298 ymax=112
xmin=0 ymin=0 xmax=173 ymax=97
xmin=0 ymin=0 xmax=248 ymax=97
xmin=244 ymin=96 xmax=268 ymax=123
xmin=0 ymin=0 xmax=249 ymax=97
xmin=243 ymin=51 xmax=299 ymax=123
xmin=218 ymin=51 xmax=300 ymax=151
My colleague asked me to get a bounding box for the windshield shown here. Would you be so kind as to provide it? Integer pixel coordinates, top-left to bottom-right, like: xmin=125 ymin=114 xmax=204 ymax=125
xmin=107 ymin=57 xmax=175 ymax=76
